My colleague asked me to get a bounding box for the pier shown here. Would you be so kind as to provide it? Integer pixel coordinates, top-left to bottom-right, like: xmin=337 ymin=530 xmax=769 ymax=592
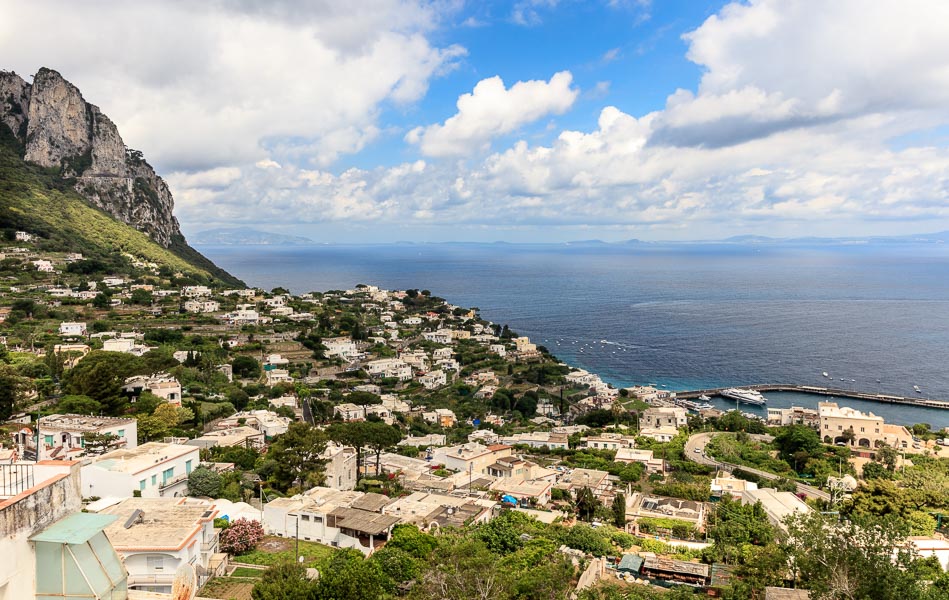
xmin=675 ymin=384 xmax=949 ymax=410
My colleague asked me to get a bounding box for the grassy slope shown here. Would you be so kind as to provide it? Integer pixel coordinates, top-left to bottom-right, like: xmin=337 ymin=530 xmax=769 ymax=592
xmin=0 ymin=126 xmax=243 ymax=286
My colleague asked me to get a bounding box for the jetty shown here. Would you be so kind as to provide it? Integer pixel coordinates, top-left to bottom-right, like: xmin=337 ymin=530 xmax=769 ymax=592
xmin=675 ymin=384 xmax=949 ymax=411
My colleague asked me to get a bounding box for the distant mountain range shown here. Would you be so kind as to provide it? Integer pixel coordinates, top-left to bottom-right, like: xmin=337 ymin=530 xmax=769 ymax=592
xmin=192 ymin=227 xmax=315 ymax=245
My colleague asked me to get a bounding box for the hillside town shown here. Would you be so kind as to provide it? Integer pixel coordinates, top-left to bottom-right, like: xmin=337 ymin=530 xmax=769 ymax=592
xmin=2 ymin=232 xmax=949 ymax=600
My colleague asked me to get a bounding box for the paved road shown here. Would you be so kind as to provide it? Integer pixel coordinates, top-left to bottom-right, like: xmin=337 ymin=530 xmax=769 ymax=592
xmin=684 ymin=432 xmax=831 ymax=501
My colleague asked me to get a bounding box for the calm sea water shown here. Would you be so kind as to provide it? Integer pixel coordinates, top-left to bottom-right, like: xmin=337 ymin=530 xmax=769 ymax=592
xmin=197 ymin=242 xmax=949 ymax=429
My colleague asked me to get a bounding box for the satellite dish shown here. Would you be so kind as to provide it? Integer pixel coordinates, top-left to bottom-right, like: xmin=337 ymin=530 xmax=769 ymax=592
xmin=172 ymin=564 xmax=197 ymax=600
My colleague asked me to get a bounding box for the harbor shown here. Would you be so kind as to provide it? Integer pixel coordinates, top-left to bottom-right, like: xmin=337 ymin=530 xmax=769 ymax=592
xmin=675 ymin=384 xmax=949 ymax=410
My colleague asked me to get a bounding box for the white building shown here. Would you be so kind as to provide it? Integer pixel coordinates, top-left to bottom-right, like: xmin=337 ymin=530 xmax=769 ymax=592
xmin=422 ymin=330 xmax=453 ymax=345
xmin=398 ymin=434 xmax=448 ymax=447
xmin=33 ymin=259 xmax=55 ymax=272
xmin=58 ymin=322 xmax=87 ymax=337
xmin=322 ymin=337 xmax=361 ymax=361
xmin=183 ymin=299 xmax=220 ymax=313
xmin=615 ymin=448 xmax=666 ymax=474
xmin=323 ymin=442 xmax=358 ymax=491
xmin=0 ymin=461 xmax=131 ymax=600
xmin=96 ymin=497 xmax=221 ymax=594
xmin=123 ymin=374 xmax=182 ymax=406
xmin=26 ymin=414 xmax=137 ymax=461
xmin=580 ymin=433 xmax=636 ymax=451
xmin=638 ymin=427 xmax=679 ymax=442
xmin=186 ymin=426 xmax=265 ymax=450
xmin=741 ymin=488 xmax=811 ymax=533
xmin=81 ymin=442 xmax=200 ymax=499
xmin=500 ymin=431 xmax=569 ymax=450
xmin=418 ymin=369 xmax=447 ymax=389
xmin=365 ymin=358 xmax=413 ymax=381
xmin=468 ymin=429 xmax=501 ymax=445
xmin=181 ymin=285 xmax=212 ymax=297
xmin=263 ymin=487 xmax=400 ymax=556
xmin=218 ymin=410 xmax=291 ymax=439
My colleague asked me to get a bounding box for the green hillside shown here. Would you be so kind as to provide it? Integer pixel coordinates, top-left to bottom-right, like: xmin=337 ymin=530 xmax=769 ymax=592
xmin=0 ymin=126 xmax=243 ymax=287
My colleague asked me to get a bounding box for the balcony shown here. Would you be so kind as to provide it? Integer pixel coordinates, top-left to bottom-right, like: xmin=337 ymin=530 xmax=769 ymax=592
xmin=0 ymin=463 xmax=35 ymax=499
xmin=158 ymin=473 xmax=189 ymax=492
xmin=202 ymin=531 xmax=220 ymax=553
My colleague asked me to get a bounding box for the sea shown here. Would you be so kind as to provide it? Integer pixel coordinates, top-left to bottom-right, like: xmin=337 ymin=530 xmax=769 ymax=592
xmin=196 ymin=241 xmax=949 ymax=429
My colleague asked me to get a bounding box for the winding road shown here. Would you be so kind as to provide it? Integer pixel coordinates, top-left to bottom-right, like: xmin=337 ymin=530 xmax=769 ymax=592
xmin=684 ymin=432 xmax=831 ymax=501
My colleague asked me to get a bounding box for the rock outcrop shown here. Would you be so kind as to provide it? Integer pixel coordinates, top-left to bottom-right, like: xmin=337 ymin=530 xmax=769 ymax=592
xmin=0 ymin=68 xmax=182 ymax=247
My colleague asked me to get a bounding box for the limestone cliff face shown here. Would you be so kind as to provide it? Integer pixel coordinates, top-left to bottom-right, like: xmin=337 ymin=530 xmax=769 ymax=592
xmin=0 ymin=71 xmax=30 ymax=142
xmin=1 ymin=67 xmax=182 ymax=247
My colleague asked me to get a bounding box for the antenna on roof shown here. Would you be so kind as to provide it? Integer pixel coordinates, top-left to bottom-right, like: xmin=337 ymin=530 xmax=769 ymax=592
xmin=124 ymin=509 xmax=144 ymax=529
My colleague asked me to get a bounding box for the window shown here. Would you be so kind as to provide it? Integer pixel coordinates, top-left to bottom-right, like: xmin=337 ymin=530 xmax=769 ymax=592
xmin=139 ymin=480 xmax=146 ymax=491
xmin=44 ymin=435 xmax=54 ymax=445
xmin=186 ymin=460 xmax=193 ymax=474
xmin=118 ymin=429 xmax=125 ymax=437
xmin=152 ymin=475 xmax=157 ymax=486
xmin=860 ymin=427 xmax=865 ymax=433
xmin=301 ymin=515 xmax=310 ymax=521
xmin=162 ymin=467 xmax=174 ymax=484
xmin=146 ymin=556 xmax=164 ymax=571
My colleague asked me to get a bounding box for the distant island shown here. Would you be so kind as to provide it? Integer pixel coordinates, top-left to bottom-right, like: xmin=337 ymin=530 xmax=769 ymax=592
xmin=191 ymin=227 xmax=315 ymax=245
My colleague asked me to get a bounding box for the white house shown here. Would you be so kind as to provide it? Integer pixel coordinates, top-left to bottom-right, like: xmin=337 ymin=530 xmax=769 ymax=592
xmin=123 ymin=374 xmax=182 ymax=406
xmin=218 ymin=410 xmax=291 ymax=439
xmin=183 ymin=299 xmax=220 ymax=313
xmin=263 ymin=487 xmax=400 ymax=556
xmin=322 ymin=337 xmax=360 ymax=360
xmin=96 ymin=497 xmax=220 ymax=594
xmin=58 ymin=322 xmax=87 ymax=337
xmin=33 ymin=259 xmax=55 ymax=272
xmin=81 ymin=442 xmax=200 ymax=499
xmin=489 ymin=344 xmax=507 ymax=357
xmin=181 ymin=285 xmax=212 ymax=297
xmin=322 ymin=442 xmax=358 ymax=491
xmin=418 ymin=369 xmax=447 ymax=390
xmin=365 ymin=358 xmax=413 ymax=381
xmin=422 ymin=329 xmax=453 ymax=345
xmin=638 ymin=426 xmax=679 ymax=443
xmin=26 ymin=414 xmax=137 ymax=461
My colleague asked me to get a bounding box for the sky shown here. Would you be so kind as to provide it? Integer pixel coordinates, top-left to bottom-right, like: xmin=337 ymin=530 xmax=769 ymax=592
xmin=3 ymin=0 xmax=949 ymax=243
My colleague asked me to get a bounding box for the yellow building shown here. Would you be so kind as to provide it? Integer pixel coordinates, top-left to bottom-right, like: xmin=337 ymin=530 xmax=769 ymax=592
xmin=818 ymin=402 xmax=913 ymax=449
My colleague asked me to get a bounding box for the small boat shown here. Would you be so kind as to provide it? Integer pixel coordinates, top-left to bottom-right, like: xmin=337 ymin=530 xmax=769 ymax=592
xmin=698 ymin=394 xmax=711 ymax=402
xmin=822 ymin=372 xmax=829 ymax=378
xmin=915 ymin=385 xmax=921 ymax=393
xmin=697 ymin=403 xmax=714 ymax=410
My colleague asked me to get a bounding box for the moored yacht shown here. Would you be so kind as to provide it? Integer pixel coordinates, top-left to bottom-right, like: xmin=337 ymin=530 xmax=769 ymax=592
xmin=720 ymin=388 xmax=767 ymax=406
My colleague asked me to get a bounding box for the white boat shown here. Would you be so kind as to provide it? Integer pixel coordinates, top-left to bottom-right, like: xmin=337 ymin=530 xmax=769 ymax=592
xmin=822 ymin=372 xmax=829 ymax=378
xmin=697 ymin=403 xmax=714 ymax=410
xmin=698 ymin=394 xmax=711 ymax=401
xmin=720 ymin=388 xmax=768 ymax=406
xmin=914 ymin=385 xmax=921 ymax=393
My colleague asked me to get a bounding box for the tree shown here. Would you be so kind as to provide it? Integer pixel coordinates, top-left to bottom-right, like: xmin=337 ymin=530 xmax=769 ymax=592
xmin=364 ymin=421 xmax=403 ymax=476
xmin=564 ymin=525 xmax=612 ymax=556
xmin=414 ymin=533 xmax=509 ymax=600
xmin=129 ymin=288 xmax=153 ymax=305
xmin=784 ymin=511 xmax=923 ymax=599
xmin=313 ymin=549 xmax=387 ymax=600
xmin=774 ymin=424 xmax=822 ymax=463
xmin=57 ymin=394 xmax=101 ymax=415
xmin=0 ymin=366 xmax=21 ymax=421
xmin=82 ymin=432 xmax=118 ymax=455
xmin=611 ymin=492 xmax=626 ymax=529
xmin=266 ymin=422 xmax=328 ymax=491
xmin=188 ymin=466 xmax=223 ymax=497
xmin=251 ymin=562 xmax=315 ymax=600
xmin=153 ymin=402 xmax=183 ymax=429
xmin=219 ymin=518 xmax=264 ymax=554
xmin=575 ymin=486 xmax=600 ymax=522
xmin=232 ymin=355 xmax=261 ymax=379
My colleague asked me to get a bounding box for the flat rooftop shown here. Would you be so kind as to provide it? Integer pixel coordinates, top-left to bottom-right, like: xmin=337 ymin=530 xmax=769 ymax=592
xmin=40 ymin=414 xmax=136 ymax=432
xmin=85 ymin=442 xmax=197 ymax=475
xmin=99 ymin=497 xmax=216 ymax=550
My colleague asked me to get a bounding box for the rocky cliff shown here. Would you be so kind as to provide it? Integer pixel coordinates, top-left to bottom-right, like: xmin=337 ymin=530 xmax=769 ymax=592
xmin=0 ymin=68 xmax=181 ymax=247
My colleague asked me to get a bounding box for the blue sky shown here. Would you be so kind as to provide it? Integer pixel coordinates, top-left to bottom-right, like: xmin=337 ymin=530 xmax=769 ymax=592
xmin=4 ymin=0 xmax=949 ymax=242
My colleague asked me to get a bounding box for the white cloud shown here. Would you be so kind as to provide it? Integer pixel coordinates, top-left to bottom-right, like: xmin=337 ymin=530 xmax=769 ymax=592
xmin=0 ymin=0 xmax=464 ymax=171
xmin=652 ymin=0 xmax=949 ymax=147
xmin=406 ymin=71 xmax=579 ymax=157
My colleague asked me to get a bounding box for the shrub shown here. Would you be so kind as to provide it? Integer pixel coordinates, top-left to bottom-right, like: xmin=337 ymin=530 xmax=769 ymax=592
xmin=221 ymin=518 xmax=264 ymax=554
